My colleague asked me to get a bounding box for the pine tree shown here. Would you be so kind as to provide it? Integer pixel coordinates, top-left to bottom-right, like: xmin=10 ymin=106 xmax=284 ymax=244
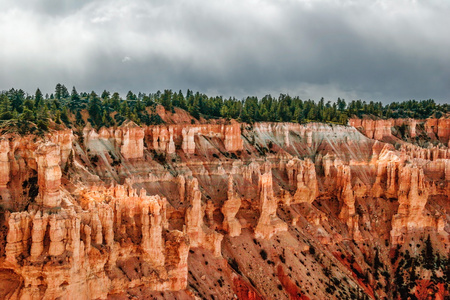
xmin=111 ymin=92 xmax=121 ymax=111
xmin=0 ymin=93 xmax=12 ymax=120
xmin=9 ymin=88 xmax=24 ymax=113
xmin=35 ymin=88 xmax=43 ymax=109
xmin=120 ymin=100 xmax=130 ymax=116
xmin=126 ymin=91 xmax=136 ymax=100
xmin=424 ymin=235 xmax=434 ymax=270
xmin=71 ymin=86 xmax=80 ymax=102
xmin=177 ymin=90 xmax=187 ymax=109
xmin=61 ymin=106 xmax=69 ymax=124
xmin=101 ymin=90 xmax=110 ymax=100
xmin=20 ymin=107 xmax=34 ymax=122
xmin=54 ymin=111 xmax=61 ymax=124
xmin=61 ymin=85 xmax=69 ymax=99
xmin=69 ymin=87 xmax=80 ymax=111
xmin=88 ymin=91 xmax=102 ymax=126
xmin=189 ymin=97 xmax=200 ymax=119
xmin=161 ymin=89 xmax=172 ymax=111
xmin=55 ymin=83 xmax=62 ymax=100
xmin=76 ymin=110 xmax=84 ymax=126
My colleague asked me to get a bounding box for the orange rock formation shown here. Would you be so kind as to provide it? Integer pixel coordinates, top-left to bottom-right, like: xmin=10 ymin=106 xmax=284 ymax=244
xmin=0 ymin=117 xmax=448 ymax=299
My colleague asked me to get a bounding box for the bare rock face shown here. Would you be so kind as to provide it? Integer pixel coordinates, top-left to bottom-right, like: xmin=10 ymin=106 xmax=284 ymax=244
xmin=285 ymin=158 xmax=318 ymax=204
xmin=182 ymin=127 xmax=197 ymax=154
xmin=48 ymin=129 xmax=73 ymax=164
xmin=306 ymin=129 xmax=313 ymax=147
xmin=5 ymin=212 xmax=30 ymax=264
xmin=147 ymin=123 xmax=243 ymax=155
xmin=331 ymin=164 xmax=366 ymax=242
xmin=337 ymin=165 xmax=355 ymax=220
xmin=139 ymin=190 xmax=167 ymax=266
xmin=164 ymin=230 xmax=190 ymax=291
xmin=185 ymin=177 xmax=223 ymax=257
xmin=84 ymin=122 xmax=145 ymax=160
xmin=397 ymin=164 xmax=428 ymax=215
xmin=371 ymin=161 xmax=399 ymax=199
xmin=221 ymin=176 xmax=241 ymax=237
xmin=0 ymin=138 xmax=10 ymax=188
xmin=3 ymin=184 xmax=189 ymax=299
xmin=242 ymin=160 xmax=261 ymax=182
xmin=167 ymin=127 xmax=176 ymax=154
xmin=0 ymin=118 xmax=449 ymax=299
xmin=391 ymin=163 xmax=446 ymax=244
xmin=224 ymin=123 xmax=243 ymax=152
xmin=36 ymin=143 xmax=62 ymax=207
xmin=29 ymin=211 xmax=47 ymax=260
xmin=408 ymin=118 xmax=417 ymax=138
xmin=373 ymin=119 xmax=393 ymax=140
xmin=351 ymin=117 xmax=450 ymax=145
xmin=349 ymin=119 xmax=394 ymax=140
xmin=255 ymin=164 xmax=288 ymax=239
xmin=184 ymin=178 xmax=205 ymax=244
xmin=446 ymin=159 xmax=450 ymax=181
xmin=150 ymin=126 xmax=176 ymax=154
xmin=151 ymin=126 xmax=170 ymax=152
xmin=120 ymin=122 xmax=145 ymax=159
xmin=437 ymin=118 xmax=450 ymax=144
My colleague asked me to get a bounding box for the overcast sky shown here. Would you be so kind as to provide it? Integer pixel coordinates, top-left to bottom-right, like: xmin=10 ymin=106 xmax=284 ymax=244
xmin=1 ymin=0 xmax=449 ymax=103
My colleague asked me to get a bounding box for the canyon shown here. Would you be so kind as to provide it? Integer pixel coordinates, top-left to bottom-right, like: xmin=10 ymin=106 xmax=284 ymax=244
xmin=0 ymin=112 xmax=449 ymax=299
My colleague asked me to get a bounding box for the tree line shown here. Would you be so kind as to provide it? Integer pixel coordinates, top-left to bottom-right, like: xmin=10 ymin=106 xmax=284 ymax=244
xmin=0 ymin=84 xmax=448 ymax=133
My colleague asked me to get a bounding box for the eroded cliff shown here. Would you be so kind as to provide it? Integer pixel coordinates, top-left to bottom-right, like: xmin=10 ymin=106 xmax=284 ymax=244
xmin=0 ymin=117 xmax=449 ymax=300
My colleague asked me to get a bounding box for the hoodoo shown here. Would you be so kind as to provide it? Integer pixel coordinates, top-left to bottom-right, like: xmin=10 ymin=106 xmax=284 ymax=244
xmin=0 ymin=112 xmax=448 ymax=299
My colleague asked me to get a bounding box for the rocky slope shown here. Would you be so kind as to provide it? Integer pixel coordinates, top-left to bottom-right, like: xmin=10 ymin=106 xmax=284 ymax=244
xmin=0 ymin=114 xmax=449 ymax=299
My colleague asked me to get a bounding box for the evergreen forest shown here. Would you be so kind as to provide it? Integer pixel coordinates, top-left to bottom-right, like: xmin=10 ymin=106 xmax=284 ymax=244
xmin=0 ymin=84 xmax=448 ymax=134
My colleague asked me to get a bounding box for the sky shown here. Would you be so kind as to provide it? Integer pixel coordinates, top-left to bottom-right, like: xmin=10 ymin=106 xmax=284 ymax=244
xmin=1 ymin=0 xmax=449 ymax=103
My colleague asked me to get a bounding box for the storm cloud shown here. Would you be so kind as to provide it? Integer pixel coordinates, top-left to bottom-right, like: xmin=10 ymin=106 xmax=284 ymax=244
xmin=1 ymin=0 xmax=449 ymax=103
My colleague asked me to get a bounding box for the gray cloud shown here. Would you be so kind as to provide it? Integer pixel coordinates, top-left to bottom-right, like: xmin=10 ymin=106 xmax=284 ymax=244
xmin=1 ymin=0 xmax=449 ymax=103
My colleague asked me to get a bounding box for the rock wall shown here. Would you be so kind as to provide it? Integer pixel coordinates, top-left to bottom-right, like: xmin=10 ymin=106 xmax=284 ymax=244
xmin=150 ymin=126 xmax=176 ymax=154
xmin=285 ymin=158 xmax=318 ymax=205
xmin=147 ymin=123 xmax=244 ymax=155
xmin=83 ymin=122 xmax=244 ymax=162
xmin=35 ymin=143 xmax=62 ymax=207
xmin=120 ymin=122 xmax=145 ymax=159
xmin=224 ymin=123 xmax=244 ymax=152
xmin=426 ymin=118 xmax=450 ymax=143
xmin=0 ymin=138 xmax=10 ymax=189
xmin=0 ymin=118 xmax=449 ymax=299
xmin=350 ymin=117 xmax=450 ymax=144
xmin=390 ymin=163 xmax=445 ymax=244
xmin=184 ymin=177 xmax=223 ymax=257
xmin=336 ymin=165 xmax=355 ymax=220
xmin=48 ymin=129 xmax=73 ymax=164
xmin=3 ymin=185 xmax=189 ymax=299
xmin=221 ymin=175 xmax=242 ymax=237
xmin=255 ymin=163 xmax=288 ymax=239
xmin=83 ymin=121 xmax=144 ymax=160
xmin=349 ymin=119 xmax=394 ymax=140
xmin=182 ymin=127 xmax=197 ymax=154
